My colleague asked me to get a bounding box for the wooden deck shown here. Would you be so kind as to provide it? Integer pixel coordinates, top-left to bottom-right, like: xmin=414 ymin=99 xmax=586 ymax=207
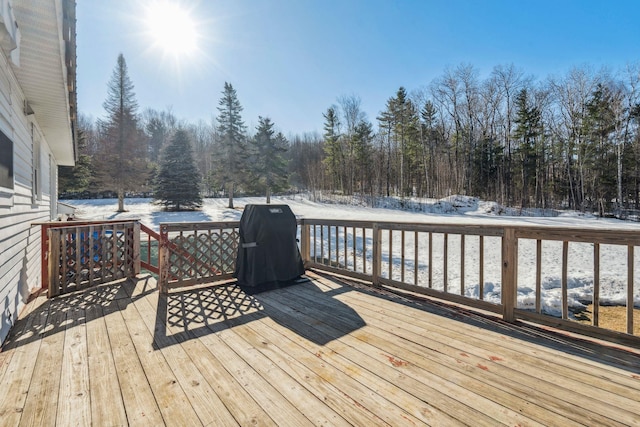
xmin=1 ymin=271 xmax=640 ymax=426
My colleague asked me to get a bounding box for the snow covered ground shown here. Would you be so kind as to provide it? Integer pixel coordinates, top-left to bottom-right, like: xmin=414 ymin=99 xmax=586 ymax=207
xmin=62 ymin=195 xmax=640 ymax=318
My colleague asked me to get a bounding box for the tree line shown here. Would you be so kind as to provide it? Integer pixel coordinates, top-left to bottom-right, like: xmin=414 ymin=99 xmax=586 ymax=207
xmin=60 ymin=55 xmax=640 ymax=214
xmin=314 ymin=63 xmax=640 ymax=215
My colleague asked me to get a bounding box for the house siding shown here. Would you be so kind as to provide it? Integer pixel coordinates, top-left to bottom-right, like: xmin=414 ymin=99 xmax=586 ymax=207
xmin=0 ymin=50 xmax=57 ymax=345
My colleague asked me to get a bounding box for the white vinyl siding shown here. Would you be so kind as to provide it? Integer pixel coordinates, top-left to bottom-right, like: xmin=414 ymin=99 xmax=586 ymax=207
xmin=0 ymin=48 xmax=59 ymax=344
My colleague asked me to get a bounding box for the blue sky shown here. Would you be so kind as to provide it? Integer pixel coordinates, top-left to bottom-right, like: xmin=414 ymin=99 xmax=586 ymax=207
xmin=77 ymin=0 xmax=640 ymax=136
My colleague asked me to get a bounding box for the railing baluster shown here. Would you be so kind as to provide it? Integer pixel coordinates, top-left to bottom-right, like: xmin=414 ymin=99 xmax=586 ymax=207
xmin=362 ymin=227 xmax=367 ymax=274
xmin=328 ymin=226 xmax=332 ymax=267
xmin=414 ymin=231 xmax=419 ymax=286
xmin=428 ymin=232 xmax=433 ymax=289
xmin=112 ymin=225 xmax=118 ymax=279
xmin=88 ymin=225 xmax=95 ymax=287
xmin=443 ymin=233 xmax=448 ymax=293
xmin=536 ymin=239 xmax=542 ymax=313
xmin=628 ymin=245 xmax=634 ymax=335
xmin=401 ymin=230 xmax=405 ymax=283
xmin=460 ymin=234 xmax=465 ymax=296
xmin=343 ymin=225 xmax=347 ymax=270
xmin=75 ymin=226 xmax=81 ymax=288
xmin=313 ymin=225 xmax=318 ymax=262
xmin=320 ymin=225 xmax=325 ymax=264
xmin=336 ymin=225 xmax=340 ymax=268
xmin=562 ymin=241 xmax=569 ymax=320
xmin=61 ymin=230 xmax=67 ymax=292
xmin=100 ymin=225 xmax=106 ymax=281
xmin=593 ymin=243 xmax=600 ymax=327
xmin=479 ymin=235 xmax=484 ymax=300
xmin=352 ymin=226 xmax=356 ymax=272
xmin=388 ymin=229 xmax=393 ymax=280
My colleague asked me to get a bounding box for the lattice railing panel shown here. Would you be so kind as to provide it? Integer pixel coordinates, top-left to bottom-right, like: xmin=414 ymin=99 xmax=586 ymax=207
xmin=47 ymin=221 xmax=140 ymax=297
xmin=159 ymin=222 xmax=240 ymax=292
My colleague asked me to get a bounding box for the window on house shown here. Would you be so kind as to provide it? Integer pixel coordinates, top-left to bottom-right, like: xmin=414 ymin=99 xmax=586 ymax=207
xmin=0 ymin=127 xmax=13 ymax=192
xmin=32 ymin=124 xmax=41 ymax=204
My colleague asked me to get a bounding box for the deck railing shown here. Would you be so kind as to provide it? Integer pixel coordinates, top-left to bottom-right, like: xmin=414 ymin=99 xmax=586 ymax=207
xmin=158 ymin=221 xmax=240 ymax=293
xmin=42 ymin=217 xmax=640 ymax=344
xmin=299 ymin=219 xmax=640 ymax=345
xmin=46 ymin=221 xmax=140 ymax=297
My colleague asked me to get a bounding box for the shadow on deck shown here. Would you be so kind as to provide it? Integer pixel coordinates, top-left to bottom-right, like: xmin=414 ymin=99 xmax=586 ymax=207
xmin=1 ymin=270 xmax=640 ymax=426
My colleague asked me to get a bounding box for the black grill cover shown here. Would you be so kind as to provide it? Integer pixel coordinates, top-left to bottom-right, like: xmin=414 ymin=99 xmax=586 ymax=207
xmin=234 ymin=204 xmax=305 ymax=288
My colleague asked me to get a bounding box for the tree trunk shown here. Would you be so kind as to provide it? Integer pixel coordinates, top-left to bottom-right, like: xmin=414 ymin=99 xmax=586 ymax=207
xmin=266 ymin=187 xmax=271 ymax=204
xmin=617 ymin=142 xmax=623 ymax=213
xmin=117 ymin=188 xmax=125 ymax=212
xmin=228 ymin=182 xmax=234 ymax=209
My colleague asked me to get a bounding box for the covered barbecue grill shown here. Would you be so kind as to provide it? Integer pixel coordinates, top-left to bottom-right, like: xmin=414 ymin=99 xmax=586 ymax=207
xmin=234 ymin=204 xmax=305 ymax=290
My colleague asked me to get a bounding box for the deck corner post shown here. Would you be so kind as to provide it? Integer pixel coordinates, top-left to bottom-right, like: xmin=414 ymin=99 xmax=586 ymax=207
xmin=133 ymin=221 xmax=141 ymax=276
xmin=300 ymin=220 xmax=310 ymax=268
xmin=372 ymin=223 xmax=382 ymax=287
xmin=159 ymin=224 xmax=169 ymax=294
xmin=47 ymin=228 xmax=59 ymax=298
xmin=502 ymin=227 xmax=517 ymax=323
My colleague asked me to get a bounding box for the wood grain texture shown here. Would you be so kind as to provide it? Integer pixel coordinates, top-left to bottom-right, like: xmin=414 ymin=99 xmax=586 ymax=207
xmin=1 ymin=273 xmax=639 ymax=426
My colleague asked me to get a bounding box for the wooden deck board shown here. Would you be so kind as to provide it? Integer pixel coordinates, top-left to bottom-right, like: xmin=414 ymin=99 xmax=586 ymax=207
xmin=128 ymin=281 xmax=240 ymax=427
xmin=18 ymin=305 xmax=66 ymax=427
xmin=116 ymin=298 xmax=204 ymax=426
xmin=85 ymin=304 xmax=128 ymax=427
xmin=101 ymin=301 xmax=164 ymax=427
xmin=264 ymin=285 xmax=539 ymax=427
xmin=327 ymin=286 xmax=640 ymax=424
xmin=57 ymin=306 xmax=91 ymax=427
xmin=1 ymin=271 xmax=640 ymax=426
xmin=283 ymin=279 xmax=627 ymax=426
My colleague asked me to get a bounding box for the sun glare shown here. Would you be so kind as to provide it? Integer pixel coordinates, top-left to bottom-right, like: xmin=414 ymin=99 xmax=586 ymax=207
xmin=144 ymin=1 xmax=199 ymax=58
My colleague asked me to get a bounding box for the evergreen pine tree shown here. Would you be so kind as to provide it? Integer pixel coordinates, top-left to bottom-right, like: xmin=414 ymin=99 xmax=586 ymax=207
xmin=213 ymin=82 xmax=248 ymax=208
xmin=58 ymin=127 xmax=92 ymax=195
xmin=584 ymin=83 xmax=618 ymax=215
xmin=251 ymin=117 xmax=289 ymax=203
xmin=154 ymin=128 xmax=202 ymax=210
xmin=247 ymin=117 xmax=289 ymax=202
xmin=513 ymin=88 xmax=542 ymax=207
xmin=352 ymin=120 xmax=373 ymax=195
xmin=322 ymin=107 xmax=343 ymax=192
xmin=94 ymin=54 xmax=147 ymax=211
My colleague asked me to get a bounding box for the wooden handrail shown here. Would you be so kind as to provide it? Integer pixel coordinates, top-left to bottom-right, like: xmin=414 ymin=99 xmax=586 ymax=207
xmin=298 ymin=218 xmax=640 ymax=345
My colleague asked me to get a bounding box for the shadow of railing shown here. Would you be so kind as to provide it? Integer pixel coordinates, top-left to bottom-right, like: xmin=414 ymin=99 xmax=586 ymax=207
xmin=153 ymin=278 xmax=366 ymax=349
xmin=313 ymin=271 xmax=640 ymax=375
xmin=0 ymin=278 xmax=154 ymax=351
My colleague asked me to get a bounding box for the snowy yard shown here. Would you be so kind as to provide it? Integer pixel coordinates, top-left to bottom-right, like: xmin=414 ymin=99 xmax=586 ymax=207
xmin=63 ymin=195 xmax=640 ymax=319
